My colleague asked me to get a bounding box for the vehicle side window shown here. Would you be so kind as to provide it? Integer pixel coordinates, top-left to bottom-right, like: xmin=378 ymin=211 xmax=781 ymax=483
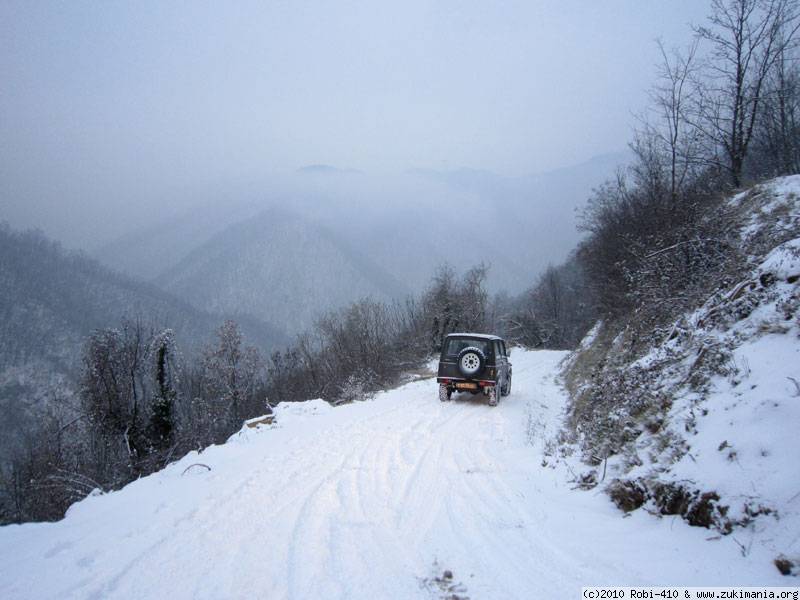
xmin=494 ymin=341 xmax=503 ymax=359
xmin=501 ymin=341 xmax=507 ymax=356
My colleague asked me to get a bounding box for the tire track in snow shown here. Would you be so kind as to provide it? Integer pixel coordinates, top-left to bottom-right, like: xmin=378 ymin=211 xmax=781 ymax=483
xmin=281 ymin=385 xmax=493 ymax=598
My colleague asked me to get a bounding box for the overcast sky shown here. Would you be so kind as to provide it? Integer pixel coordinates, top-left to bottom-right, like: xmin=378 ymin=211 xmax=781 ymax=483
xmin=1 ymin=1 xmax=709 ymax=244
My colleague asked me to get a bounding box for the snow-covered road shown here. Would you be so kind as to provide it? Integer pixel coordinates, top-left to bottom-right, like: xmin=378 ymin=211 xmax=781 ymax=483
xmin=0 ymin=350 xmax=787 ymax=599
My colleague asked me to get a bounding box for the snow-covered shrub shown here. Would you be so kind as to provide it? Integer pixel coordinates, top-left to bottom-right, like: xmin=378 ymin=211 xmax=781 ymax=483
xmin=334 ymin=370 xmax=378 ymax=405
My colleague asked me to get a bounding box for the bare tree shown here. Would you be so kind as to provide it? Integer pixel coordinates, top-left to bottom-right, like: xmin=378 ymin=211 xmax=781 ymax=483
xmin=420 ymin=263 xmax=491 ymax=352
xmin=640 ymin=39 xmax=702 ymax=201
xmin=457 ymin=264 xmax=490 ymax=333
xmin=505 ymin=259 xmax=596 ymax=350
xmin=201 ymin=320 xmax=266 ymax=435
xmin=751 ymin=40 xmax=800 ymax=174
xmin=423 ymin=264 xmax=460 ymax=352
xmin=692 ymin=0 xmax=800 ymax=187
xmin=80 ymin=320 xmax=148 ymax=484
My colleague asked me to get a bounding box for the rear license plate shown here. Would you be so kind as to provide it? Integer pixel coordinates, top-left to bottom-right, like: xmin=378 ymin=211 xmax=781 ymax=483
xmin=455 ymin=382 xmax=477 ymax=390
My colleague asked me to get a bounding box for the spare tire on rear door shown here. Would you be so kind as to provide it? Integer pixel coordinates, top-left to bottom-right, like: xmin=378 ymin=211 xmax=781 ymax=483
xmin=457 ymin=346 xmax=485 ymax=377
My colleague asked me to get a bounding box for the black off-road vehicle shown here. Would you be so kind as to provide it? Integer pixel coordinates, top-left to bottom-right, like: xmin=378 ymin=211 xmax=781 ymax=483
xmin=436 ymin=333 xmax=512 ymax=407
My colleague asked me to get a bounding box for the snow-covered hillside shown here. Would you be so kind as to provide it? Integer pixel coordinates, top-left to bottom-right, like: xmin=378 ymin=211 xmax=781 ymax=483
xmin=563 ymin=175 xmax=800 ymax=575
xmin=0 ymin=350 xmax=789 ymax=600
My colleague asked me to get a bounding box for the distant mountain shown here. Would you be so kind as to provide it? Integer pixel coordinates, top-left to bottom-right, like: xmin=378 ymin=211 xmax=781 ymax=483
xmin=155 ymin=209 xmax=410 ymax=335
xmin=504 ymin=151 xmax=633 ymax=279
xmin=298 ymin=164 xmax=362 ymax=175
xmin=379 ymin=151 xmax=633 ymax=291
xmin=404 ymin=166 xmax=510 ymax=195
xmin=94 ymin=152 xmax=631 ymax=327
xmin=0 ymin=223 xmax=288 ymax=457
xmin=93 ymin=201 xmax=265 ymax=281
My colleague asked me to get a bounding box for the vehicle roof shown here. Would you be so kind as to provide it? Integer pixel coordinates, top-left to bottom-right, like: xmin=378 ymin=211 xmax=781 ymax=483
xmin=445 ymin=332 xmax=504 ymax=341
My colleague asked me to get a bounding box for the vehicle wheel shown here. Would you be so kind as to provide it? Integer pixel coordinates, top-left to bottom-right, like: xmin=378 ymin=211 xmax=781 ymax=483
xmin=501 ymin=373 xmax=511 ymax=397
xmin=439 ymin=384 xmax=451 ymax=402
xmin=487 ymin=386 xmax=498 ymax=407
xmin=457 ymin=346 xmax=485 ymax=377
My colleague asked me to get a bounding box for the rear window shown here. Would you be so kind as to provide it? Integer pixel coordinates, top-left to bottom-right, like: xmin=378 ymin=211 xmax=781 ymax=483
xmin=443 ymin=338 xmax=491 ymax=357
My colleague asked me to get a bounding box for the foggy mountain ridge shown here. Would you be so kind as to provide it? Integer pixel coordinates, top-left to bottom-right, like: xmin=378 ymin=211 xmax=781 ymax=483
xmin=0 ymin=223 xmax=288 ymax=386
xmin=298 ymin=164 xmax=364 ymax=175
xmin=139 ymin=193 xmax=536 ymax=337
xmin=93 ymin=151 xmax=630 ymax=328
xmin=405 ymin=150 xmax=630 ymax=192
xmin=0 ymin=222 xmax=290 ymax=464
xmin=92 ymin=199 xmax=268 ymax=281
xmin=155 ymin=209 xmax=411 ymax=336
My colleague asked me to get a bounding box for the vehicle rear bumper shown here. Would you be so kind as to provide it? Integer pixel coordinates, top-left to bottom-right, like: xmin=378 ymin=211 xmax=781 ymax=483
xmin=437 ymin=377 xmax=497 ymax=387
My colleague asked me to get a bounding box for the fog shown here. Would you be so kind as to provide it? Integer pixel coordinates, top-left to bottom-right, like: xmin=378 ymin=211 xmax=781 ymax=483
xmin=2 ymin=1 xmax=706 ymax=263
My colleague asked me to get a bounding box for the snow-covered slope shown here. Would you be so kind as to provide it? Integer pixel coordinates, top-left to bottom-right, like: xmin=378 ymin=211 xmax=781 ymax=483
xmin=562 ymin=175 xmax=800 ymax=574
xmin=0 ymin=350 xmax=788 ymax=599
